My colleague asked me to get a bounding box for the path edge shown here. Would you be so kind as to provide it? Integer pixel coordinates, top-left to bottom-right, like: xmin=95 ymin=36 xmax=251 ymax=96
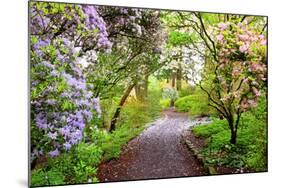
xmin=181 ymin=128 xmax=217 ymax=175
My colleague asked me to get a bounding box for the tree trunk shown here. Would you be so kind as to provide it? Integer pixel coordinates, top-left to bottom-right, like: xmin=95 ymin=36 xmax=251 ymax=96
xmin=170 ymin=99 xmax=175 ymax=107
xmin=227 ymin=116 xmax=237 ymax=144
xmin=171 ymin=72 xmax=176 ymax=88
xmin=143 ymin=75 xmax=148 ymax=99
xmin=109 ymin=84 xmax=136 ymax=132
xmin=135 ymin=83 xmax=141 ymax=100
xmin=230 ymin=129 xmax=237 ymax=144
xmin=135 ymin=75 xmax=149 ymax=101
xmin=176 ymin=67 xmax=182 ymax=91
xmin=230 ymin=113 xmax=242 ymax=144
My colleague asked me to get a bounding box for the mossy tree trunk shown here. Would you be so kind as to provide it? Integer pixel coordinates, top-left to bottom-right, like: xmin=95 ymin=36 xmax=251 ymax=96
xmin=109 ymin=83 xmax=136 ymax=133
xmin=135 ymin=75 xmax=149 ymax=102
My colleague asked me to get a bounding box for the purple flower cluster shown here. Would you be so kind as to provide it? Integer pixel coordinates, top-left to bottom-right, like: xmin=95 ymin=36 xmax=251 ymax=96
xmin=31 ymin=8 xmax=103 ymax=159
xmin=32 ymin=55 xmax=100 ymax=157
xmin=82 ymin=5 xmax=112 ymax=49
xmin=30 ymin=2 xmax=112 ymax=160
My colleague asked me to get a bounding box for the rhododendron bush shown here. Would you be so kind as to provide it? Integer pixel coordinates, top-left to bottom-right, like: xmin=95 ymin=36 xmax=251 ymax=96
xmin=30 ymin=2 xmax=108 ymax=161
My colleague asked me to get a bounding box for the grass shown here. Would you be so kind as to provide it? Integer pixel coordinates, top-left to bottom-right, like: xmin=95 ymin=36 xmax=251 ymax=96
xmin=99 ymin=124 xmax=146 ymax=161
xmin=191 ymin=97 xmax=267 ymax=171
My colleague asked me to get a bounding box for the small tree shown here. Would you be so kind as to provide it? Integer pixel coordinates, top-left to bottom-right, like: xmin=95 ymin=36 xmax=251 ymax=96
xmin=162 ymin=87 xmax=179 ymax=107
xmin=199 ymin=20 xmax=267 ymax=144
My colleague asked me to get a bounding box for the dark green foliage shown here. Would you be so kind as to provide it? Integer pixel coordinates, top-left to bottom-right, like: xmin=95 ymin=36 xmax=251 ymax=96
xmin=31 ymin=143 xmax=102 ymax=186
xmin=192 ymin=119 xmax=228 ymax=138
xmin=192 ymin=96 xmax=267 ymax=171
xmin=31 ymin=168 xmax=65 ymax=186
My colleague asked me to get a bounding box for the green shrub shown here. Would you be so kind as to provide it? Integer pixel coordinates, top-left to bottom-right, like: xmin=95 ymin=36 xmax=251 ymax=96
xmin=175 ymin=94 xmax=216 ymax=116
xmin=31 ymin=168 xmax=65 ymax=187
xmin=160 ymin=99 xmax=170 ymax=109
xmin=52 ymin=142 xmax=102 ymax=184
xmin=178 ymin=85 xmax=196 ymax=97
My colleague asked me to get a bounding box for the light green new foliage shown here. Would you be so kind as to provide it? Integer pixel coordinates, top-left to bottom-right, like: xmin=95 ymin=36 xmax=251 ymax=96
xmin=160 ymin=99 xmax=170 ymax=109
xmin=175 ymin=94 xmax=216 ymax=116
xmin=192 ymin=119 xmax=228 ymax=138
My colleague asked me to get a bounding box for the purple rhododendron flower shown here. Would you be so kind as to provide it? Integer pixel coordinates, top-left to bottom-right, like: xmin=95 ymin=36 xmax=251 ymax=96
xmin=41 ymin=61 xmax=54 ymax=69
xmin=47 ymin=132 xmax=58 ymax=139
xmin=48 ymin=148 xmax=60 ymax=157
xmin=35 ymin=113 xmax=48 ymax=130
xmin=63 ymin=142 xmax=72 ymax=150
xmin=46 ymin=99 xmax=56 ymax=105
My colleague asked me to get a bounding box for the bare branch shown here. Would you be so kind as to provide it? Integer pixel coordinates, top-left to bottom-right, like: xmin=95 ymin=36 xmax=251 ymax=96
xmin=194 ymin=12 xmax=218 ymax=62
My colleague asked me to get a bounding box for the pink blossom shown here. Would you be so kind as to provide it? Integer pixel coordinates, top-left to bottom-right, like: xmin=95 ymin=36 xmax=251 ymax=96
xmin=250 ymin=63 xmax=264 ymax=72
xmin=243 ymin=78 xmax=249 ymax=83
xmin=251 ymin=36 xmax=258 ymax=42
xmin=259 ymin=34 xmax=265 ymax=40
xmin=260 ymin=39 xmax=267 ymax=46
xmin=218 ymin=23 xmax=228 ymax=30
xmin=239 ymin=34 xmax=249 ymax=41
xmin=247 ymin=31 xmax=253 ymax=37
xmin=216 ymin=34 xmax=224 ymax=42
xmin=252 ymin=87 xmax=261 ymax=97
xmin=239 ymin=43 xmax=249 ymax=53
xmin=241 ymin=99 xmax=248 ymax=110
xmin=219 ymin=63 xmax=225 ymax=69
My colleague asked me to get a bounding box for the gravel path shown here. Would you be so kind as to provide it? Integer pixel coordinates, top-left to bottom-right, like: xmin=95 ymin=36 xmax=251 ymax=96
xmin=97 ymin=108 xmax=208 ymax=182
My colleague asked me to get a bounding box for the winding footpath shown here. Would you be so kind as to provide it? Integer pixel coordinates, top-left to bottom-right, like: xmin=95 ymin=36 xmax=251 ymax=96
xmin=97 ymin=108 xmax=208 ymax=182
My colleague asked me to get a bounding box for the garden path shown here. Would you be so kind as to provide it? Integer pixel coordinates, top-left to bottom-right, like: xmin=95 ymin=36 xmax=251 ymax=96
xmin=97 ymin=108 xmax=208 ymax=182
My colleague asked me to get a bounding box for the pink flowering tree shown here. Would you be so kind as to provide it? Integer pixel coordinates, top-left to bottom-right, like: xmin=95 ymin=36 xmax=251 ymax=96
xmin=30 ymin=2 xmax=110 ymax=163
xmin=196 ymin=16 xmax=267 ymax=144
